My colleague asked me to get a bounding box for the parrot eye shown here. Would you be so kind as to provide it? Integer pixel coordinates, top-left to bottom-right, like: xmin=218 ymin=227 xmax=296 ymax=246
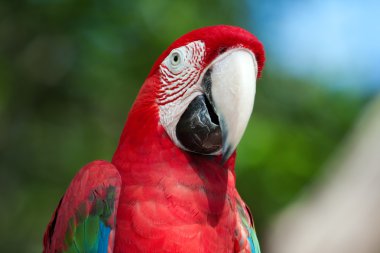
xmin=172 ymin=52 xmax=180 ymax=64
xmin=162 ymin=44 xmax=196 ymax=75
xmin=169 ymin=51 xmax=182 ymax=67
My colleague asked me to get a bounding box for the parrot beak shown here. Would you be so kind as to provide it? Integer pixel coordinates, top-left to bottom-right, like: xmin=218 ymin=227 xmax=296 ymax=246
xmin=209 ymin=49 xmax=257 ymax=162
xmin=175 ymin=49 xmax=257 ymax=161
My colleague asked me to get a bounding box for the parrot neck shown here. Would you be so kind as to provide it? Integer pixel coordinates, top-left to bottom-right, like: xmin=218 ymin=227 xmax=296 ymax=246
xmin=111 ymin=77 xmax=238 ymax=232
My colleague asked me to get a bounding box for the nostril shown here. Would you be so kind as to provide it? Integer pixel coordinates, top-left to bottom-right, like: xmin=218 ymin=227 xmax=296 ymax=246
xmin=219 ymin=47 xmax=227 ymax=54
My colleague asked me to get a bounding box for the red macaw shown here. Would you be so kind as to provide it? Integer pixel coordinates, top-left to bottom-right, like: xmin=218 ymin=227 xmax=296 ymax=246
xmin=43 ymin=25 xmax=265 ymax=253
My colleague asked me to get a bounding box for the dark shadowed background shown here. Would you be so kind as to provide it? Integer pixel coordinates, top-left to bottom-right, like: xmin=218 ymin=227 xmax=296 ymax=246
xmin=0 ymin=0 xmax=378 ymax=252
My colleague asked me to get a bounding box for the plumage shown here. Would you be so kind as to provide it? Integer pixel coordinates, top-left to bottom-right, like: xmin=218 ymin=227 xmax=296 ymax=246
xmin=44 ymin=25 xmax=265 ymax=253
xmin=43 ymin=161 xmax=121 ymax=253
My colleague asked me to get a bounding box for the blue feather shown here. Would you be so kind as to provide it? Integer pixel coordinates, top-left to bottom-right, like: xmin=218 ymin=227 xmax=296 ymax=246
xmin=247 ymin=227 xmax=256 ymax=253
xmin=97 ymin=222 xmax=111 ymax=253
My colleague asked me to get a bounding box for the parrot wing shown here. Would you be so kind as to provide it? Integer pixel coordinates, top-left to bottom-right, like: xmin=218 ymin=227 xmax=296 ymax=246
xmin=43 ymin=160 xmax=121 ymax=253
xmin=234 ymin=194 xmax=261 ymax=253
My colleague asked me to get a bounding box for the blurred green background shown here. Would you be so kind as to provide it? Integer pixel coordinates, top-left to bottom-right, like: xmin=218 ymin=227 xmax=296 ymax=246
xmin=0 ymin=0 xmax=377 ymax=252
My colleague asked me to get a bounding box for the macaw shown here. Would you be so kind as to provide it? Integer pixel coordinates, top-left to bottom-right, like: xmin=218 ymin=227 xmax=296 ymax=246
xmin=43 ymin=25 xmax=265 ymax=253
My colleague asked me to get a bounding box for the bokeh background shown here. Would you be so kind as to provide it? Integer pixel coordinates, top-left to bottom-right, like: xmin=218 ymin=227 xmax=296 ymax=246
xmin=1 ymin=0 xmax=379 ymax=252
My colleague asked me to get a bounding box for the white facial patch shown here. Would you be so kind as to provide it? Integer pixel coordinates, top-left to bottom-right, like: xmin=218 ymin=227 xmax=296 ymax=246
xmin=158 ymin=41 xmax=206 ymax=148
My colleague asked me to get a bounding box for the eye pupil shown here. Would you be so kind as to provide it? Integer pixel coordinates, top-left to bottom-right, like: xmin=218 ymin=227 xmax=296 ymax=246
xmin=173 ymin=54 xmax=179 ymax=62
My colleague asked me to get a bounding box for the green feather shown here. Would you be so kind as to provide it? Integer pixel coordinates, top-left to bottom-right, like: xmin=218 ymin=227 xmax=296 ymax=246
xmin=62 ymin=186 xmax=116 ymax=253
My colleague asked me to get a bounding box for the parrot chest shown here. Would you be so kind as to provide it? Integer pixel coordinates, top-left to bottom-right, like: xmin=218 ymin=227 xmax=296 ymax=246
xmin=114 ymin=162 xmax=237 ymax=252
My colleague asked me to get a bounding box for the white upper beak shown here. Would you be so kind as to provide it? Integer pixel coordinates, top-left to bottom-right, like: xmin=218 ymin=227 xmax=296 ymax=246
xmin=210 ymin=49 xmax=258 ymax=160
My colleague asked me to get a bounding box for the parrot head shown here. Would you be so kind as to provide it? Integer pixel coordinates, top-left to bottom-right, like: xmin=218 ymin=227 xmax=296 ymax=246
xmin=114 ymin=25 xmax=265 ymax=165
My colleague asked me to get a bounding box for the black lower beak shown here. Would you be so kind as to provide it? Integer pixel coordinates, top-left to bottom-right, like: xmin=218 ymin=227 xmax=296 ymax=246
xmin=176 ymin=94 xmax=222 ymax=154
